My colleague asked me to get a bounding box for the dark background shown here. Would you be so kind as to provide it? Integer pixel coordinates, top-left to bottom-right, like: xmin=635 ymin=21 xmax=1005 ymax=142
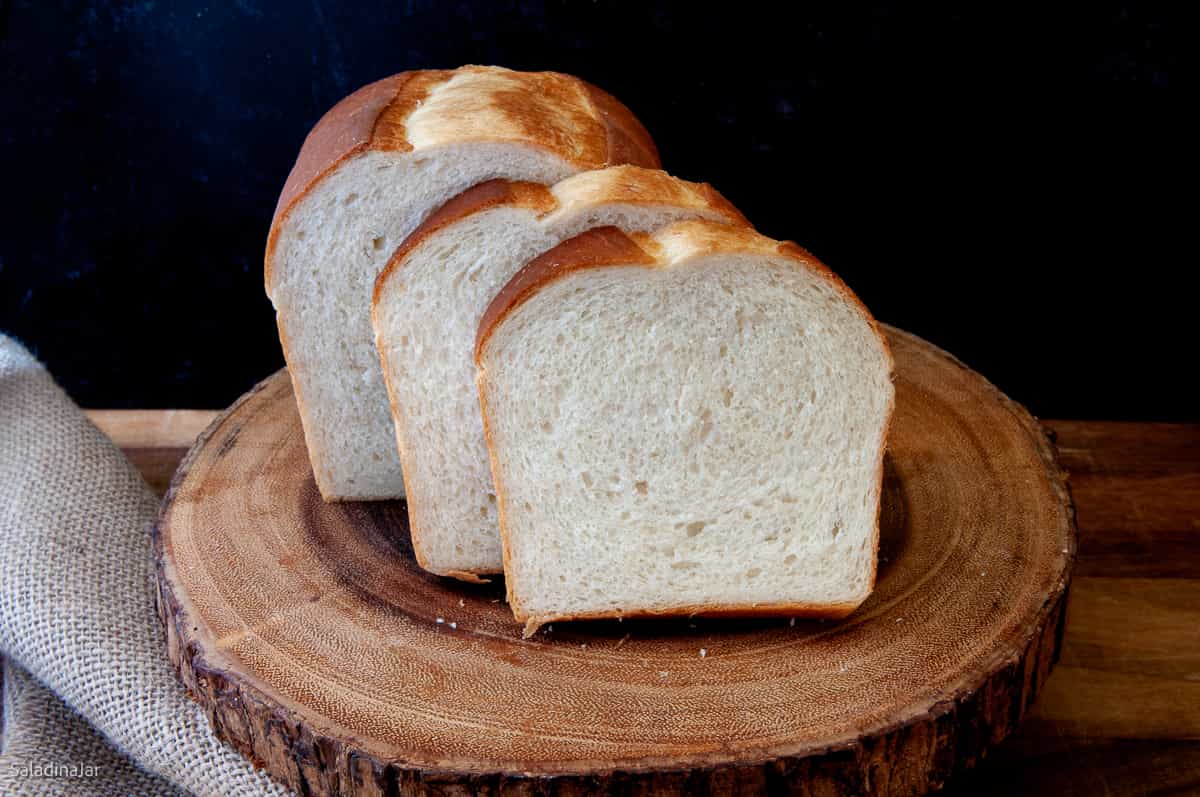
xmin=0 ymin=2 xmax=1189 ymax=419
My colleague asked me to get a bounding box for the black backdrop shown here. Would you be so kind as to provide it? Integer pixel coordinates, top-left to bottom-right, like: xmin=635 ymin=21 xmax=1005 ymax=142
xmin=1 ymin=2 xmax=1189 ymax=419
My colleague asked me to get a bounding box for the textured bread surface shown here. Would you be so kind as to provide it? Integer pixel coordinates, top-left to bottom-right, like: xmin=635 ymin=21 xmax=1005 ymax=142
xmin=373 ymin=166 xmax=746 ymax=576
xmin=265 ymin=66 xmax=658 ymax=500
xmin=476 ymin=221 xmax=894 ymax=632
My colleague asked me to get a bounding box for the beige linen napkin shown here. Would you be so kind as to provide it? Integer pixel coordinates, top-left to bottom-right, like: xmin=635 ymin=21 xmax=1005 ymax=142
xmin=0 ymin=333 xmax=287 ymax=796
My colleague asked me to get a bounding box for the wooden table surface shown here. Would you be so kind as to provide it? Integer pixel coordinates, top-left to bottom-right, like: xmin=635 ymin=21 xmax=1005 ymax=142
xmin=86 ymin=411 xmax=1200 ymax=796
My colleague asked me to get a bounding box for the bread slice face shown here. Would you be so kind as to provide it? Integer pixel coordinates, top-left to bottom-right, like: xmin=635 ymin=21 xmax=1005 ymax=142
xmin=265 ymin=67 xmax=658 ymax=501
xmin=475 ymin=221 xmax=895 ymax=634
xmin=372 ymin=166 xmax=747 ymax=578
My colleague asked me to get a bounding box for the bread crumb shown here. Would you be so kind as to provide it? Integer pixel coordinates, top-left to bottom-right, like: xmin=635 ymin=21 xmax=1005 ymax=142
xmin=449 ymin=622 xmax=457 ymax=629
xmin=699 ymin=648 xmax=707 ymax=658
xmin=458 ymin=599 xmax=465 ymax=608
xmin=580 ymin=643 xmax=588 ymax=649
xmin=490 ymin=598 xmax=501 ymax=603
xmin=546 ymin=624 xmax=553 ymax=632
xmin=436 ymin=617 xmax=444 ymax=624
xmin=789 ymin=617 xmax=796 ymax=627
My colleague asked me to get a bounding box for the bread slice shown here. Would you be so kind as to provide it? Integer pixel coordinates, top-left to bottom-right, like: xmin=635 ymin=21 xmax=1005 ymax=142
xmin=475 ymin=221 xmax=895 ymax=634
xmin=265 ymin=66 xmax=657 ymax=500
xmin=372 ymin=166 xmax=748 ymax=580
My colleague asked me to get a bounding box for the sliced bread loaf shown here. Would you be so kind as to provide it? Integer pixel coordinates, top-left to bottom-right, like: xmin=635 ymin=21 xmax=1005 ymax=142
xmin=372 ymin=166 xmax=747 ymax=579
xmin=265 ymin=66 xmax=657 ymax=500
xmin=474 ymin=221 xmax=895 ymax=634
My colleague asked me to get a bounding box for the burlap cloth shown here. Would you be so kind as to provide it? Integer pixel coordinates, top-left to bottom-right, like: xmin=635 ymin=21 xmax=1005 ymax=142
xmin=0 ymin=334 xmax=288 ymax=796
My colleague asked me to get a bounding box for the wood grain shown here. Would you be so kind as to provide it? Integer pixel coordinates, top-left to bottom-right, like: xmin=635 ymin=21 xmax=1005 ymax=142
xmin=149 ymin=327 xmax=1075 ymax=795
xmin=90 ymin=409 xmax=1199 ymax=795
xmin=87 ymin=409 xmax=216 ymax=495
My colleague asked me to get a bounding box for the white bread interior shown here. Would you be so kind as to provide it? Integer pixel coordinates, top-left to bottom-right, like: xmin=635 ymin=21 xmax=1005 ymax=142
xmin=372 ymin=167 xmax=746 ymax=576
xmin=269 ymin=147 xmax=576 ymax=500
xmin=475 ymin=221 xmax=894 ymax=633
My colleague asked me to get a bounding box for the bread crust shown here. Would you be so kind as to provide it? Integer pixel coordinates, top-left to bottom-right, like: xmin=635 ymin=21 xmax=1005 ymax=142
xmin=518 ymin=602 xmax=863 ymax=638
xmin=475 ymin=220 xmax=896 ymax=631
xmin=548 ymin=165 xmax=749 ymax=226
xmin=579 ymin=83 xmax=660 ymax=168
xmin=476 ymin=221 xmax=892 ymax=366
xmin=374 ymin=166 xmax=746 ymax=310
xmin=265 ymin=66 xmax=658 ymax=294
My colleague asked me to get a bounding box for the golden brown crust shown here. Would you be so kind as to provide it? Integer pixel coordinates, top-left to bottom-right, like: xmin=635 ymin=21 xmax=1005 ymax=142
xmin=368 ymin=70 xmax=454 ymax=152
xmin=551 ymin=165 xmax=749 ymax=226
xmin=579 ymin=82 xmax=660 ymax=169
xmin=265 ymin=66 xmax=660 ymax=294
xmin=264 ymin=72 xmax=442 ymax=291
xmin=270 ymin=73 xmax=414 ymax=224
xmin=699 ymin=184 xmax=750 ymax=227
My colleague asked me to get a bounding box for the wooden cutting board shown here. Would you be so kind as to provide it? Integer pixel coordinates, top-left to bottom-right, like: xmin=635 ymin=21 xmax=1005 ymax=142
xmin=154 ymin=326 xmax=1075 ymax=796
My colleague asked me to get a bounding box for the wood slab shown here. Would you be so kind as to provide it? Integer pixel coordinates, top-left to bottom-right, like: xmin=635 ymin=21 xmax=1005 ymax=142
xmin=153 ymin=327 xmax=1076 ymax=796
